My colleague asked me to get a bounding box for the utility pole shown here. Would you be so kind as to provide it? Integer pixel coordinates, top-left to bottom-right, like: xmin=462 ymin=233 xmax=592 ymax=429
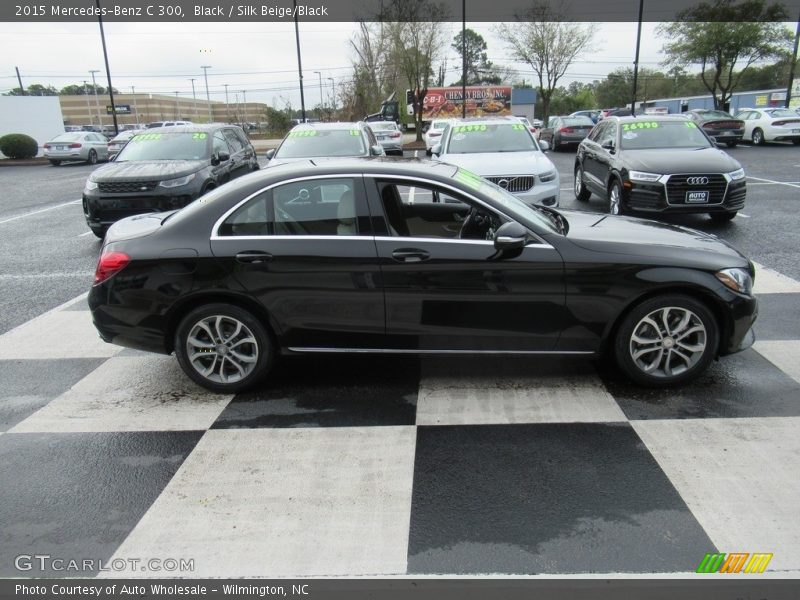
xmin=223 ymin=83 xmax=230 ymax=123
xmin=242 ymin=89 xmax=248 ymax=124
xmin=461 ymin=0 xmax=466 ymax=118
xmin=327 ymin=77 xmax=336 ymax=114
xmin=314 ymin=70 xmax=323 ymax=118
xmin=293 ymin=0 xmax=306 ymax=122
xmin=83 ymin=81 xmax=93 ymax=126
xmin=188 ymin=78 xmax=198 ymax=122
xmin=15 ymin=66 xmax=25 ymax=95
xmin=786 ymin=12 xmax=799 ymax=109
xmin=130 ymin=85 xmax=139 ymax=125
xmin=95 ymin=0 xmax=119 ymax=135
xmin=89 ymin=70 xmax=102 ymax=128
xmin=630 ymin=0 xmax=644 ymax=116
xmin=174 ymin=91 xmax=180 ymax=119
xmin=201 ymin=65 xmax=212 ymax=122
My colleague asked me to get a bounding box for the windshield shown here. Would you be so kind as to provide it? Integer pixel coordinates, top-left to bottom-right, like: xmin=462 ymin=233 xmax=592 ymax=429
xmin=765 ymin=109 xmax=797 ymax=118
xmin=454 ymin=168 xmax=558 ymax=234
xmin=562 ymin=116 xmax=594 ymax=127
xmin=447 ymin=123 xmax=538 ymax=153
xmin=114 ymin=132 xmax=210 ymax=161
xmin=619 ymin=121 xmax=712 ymax=150
xmin=275 ymin=128 xmax=367 ymax=158
xmin=698 ymin=110 xmax=734 ymax=119
xmin=370 ymin=123 xmax=396 ymax=131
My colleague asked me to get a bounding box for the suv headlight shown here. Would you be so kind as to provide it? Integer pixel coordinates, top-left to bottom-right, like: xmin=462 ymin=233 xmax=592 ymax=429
xmin=539 ymin=170 xmax=557 ymax=183
xmin=85 ymin=179 xmax=98 ymax=191
xmin=159 ymin=173 xmax=196 ymax=188
xmin=728 ymin=168 xmax=745 ymax=181
xmin=628 ymin=170 xmax=662 ymax=183
xmin=716 ymin=267 xmax=753 ymax=295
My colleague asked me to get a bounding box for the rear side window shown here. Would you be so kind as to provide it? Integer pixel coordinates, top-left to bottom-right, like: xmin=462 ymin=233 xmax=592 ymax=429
xmin=218 ymin=178 xmax=369 ymax=237
xmin=223 ymin=129 xmax=244 ymax=152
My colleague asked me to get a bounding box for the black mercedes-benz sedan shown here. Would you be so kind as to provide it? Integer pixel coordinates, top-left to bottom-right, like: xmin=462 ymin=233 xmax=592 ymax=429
xmin=574 ymin=116 xmax=746 ymax=221
xmin=89 ymin=159 xmax=757 ymax=392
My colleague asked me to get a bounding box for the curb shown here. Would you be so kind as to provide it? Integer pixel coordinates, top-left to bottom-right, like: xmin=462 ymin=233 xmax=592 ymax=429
xmin=0 ymin=158 xmax=51 ymax=167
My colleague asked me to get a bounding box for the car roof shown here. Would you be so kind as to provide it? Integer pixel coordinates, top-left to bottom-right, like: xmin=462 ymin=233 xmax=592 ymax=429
xmin=608 ymin=115 xmax=694 ymax=123
xmin=137 ymin=123 xmax=241 ymax=133
xmin=291 ymin=121 xmax=365 ymax=131
xmin=449 ymin=116 xmax=528 ymax=125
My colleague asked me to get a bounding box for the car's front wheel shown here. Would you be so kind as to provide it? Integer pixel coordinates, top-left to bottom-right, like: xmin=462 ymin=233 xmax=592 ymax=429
xmin=607 ymin=180 xmax=625 ymax=215
xmin=574 ymin=166 xmax=591 ymax=201
xmin=49 ymin=160 xmax=61 ymax=166
xmin=174 ymin=304 xmax=273 ymax=393
xmin=614 ymin=295 xmax=718 ymax=387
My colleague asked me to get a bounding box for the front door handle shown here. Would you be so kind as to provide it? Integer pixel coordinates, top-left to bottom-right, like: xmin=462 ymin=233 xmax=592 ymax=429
xmin=391 ymin=248 xmax=431 ymax=263
xmin=235 ymin=251 xmax=273 ymax=264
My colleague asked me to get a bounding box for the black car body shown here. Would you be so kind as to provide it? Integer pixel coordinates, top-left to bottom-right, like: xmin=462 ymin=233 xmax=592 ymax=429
xmin=89 ymin=159 xmax=757 ymax=393
xmin=83 ymin=124 xmax=259 ymax=238
xmin=685 ymin=109 xmax=745 ymax=147
xmin=574 ymin=116 xmax=746 ymax=221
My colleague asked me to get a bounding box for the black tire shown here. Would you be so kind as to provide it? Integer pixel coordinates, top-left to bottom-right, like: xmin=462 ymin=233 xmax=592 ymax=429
xmin=614 ymin=294 xmax=719 ymax=387
xmin=90 ymin=226 xmax=106 ymax=239
xmin=201 ymin=183 xmax=216 ymax=195
xmin=726 ymin=140 xmax=738 ymax=148
xmin=792 ymin=139 xmax=800 ymax=146
xmin=87 ymin=149 xmax=98 ymax=165
xmin=607 ymin=179 xmax=626 ymax=215
xmin=709 ymin=211 xmax=737 ymax=222
xmin=752 ymin=128 xmax=765 ymax=146
xmin=49 ymin=160 xmax=61 ymax=166
xmin=553 ymin=135 xmax=561 ymax=151
xmin=574 ymin=165 xmax=591 ymax=201
xmin=174 ymin=303 xmax=273 ymax=393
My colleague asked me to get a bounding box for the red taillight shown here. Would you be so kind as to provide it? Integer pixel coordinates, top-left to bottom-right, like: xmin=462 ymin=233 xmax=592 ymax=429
xmin=559 ymin=127 xmax=575 ymax=133
xmin=773 ymin=120 xmax=799 ymax=127
xmin=390 ymin=131 xmax=401 ymax=138
xmin=94 ymin=251 xmax=130 ymax=285
xmin=44 ymin=144 xmax=51 ymax=149
xmin=69 ymin=143 xmax=82 ymax=149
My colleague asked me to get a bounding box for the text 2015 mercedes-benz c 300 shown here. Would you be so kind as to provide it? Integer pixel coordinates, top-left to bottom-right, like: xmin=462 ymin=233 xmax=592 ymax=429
xmin=89 ymin=159 xmax=757 ymax=393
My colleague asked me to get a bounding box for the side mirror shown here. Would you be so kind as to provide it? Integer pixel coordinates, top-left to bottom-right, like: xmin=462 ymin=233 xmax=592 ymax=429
xmin=218 ymin=151 xmax=230 ymax=162
xmin=431 ymin=143 xmax=442 ymax=157
xmin=370 ymin=144 xmax=384 ymax=156
xmin=265 ymin=148 xmax=275 ymax=160
xmin=601 ymin=140 xmax=615 ymax=152
xmin=493 ymin=221 xmax=529 ymax=251
xmin=539 ymin=140 xmax=550 ymax=152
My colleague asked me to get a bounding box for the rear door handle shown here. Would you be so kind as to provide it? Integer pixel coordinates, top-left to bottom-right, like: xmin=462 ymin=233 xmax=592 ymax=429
xmin=391 ymin=248 xmax=431 ymax=263
xmin=235 ymin=251 xmax=273 ymax=264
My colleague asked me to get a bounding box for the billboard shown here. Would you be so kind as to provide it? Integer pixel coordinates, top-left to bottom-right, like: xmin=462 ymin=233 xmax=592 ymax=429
xmin=421 ymin=86 xmax=512 ymax=120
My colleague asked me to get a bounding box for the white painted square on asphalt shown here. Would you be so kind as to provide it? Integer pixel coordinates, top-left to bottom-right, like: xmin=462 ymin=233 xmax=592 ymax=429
xmin=753 ymin=341 xmax=800 ymax=385
xmin=632 ymin=417 xmax=800 ymax=572
xmin=752 ymin=262 xmax=800 ymax=294
xmin=10 ymin=355 xmax=231 ymax=433
xmin=416 ymin=357 xmax=626 ymax=426
xmin=101 ymin=427 xmax=417 ymax=577
xmin=0 ymin=309 xmax=120 ymax=360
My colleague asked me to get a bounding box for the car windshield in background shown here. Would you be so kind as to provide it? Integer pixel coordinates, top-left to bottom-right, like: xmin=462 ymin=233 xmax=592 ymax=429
xmin=370 ymin=123 xmax=397 ymax=131
xmin=562 ymin=116 xmax=594 ymax=127
xmin=619 ymin=121 xmax=712 ymax=150
xmin=698 ymin=110 xmax=734 ymax=119
xmin=432 ymin=121 xmax=448 ymax=130
xmin=114 ymin=132 xmax=210 ymax=161
xmin=52 ymin=133 xmax=85 ymax=142
xmin=454 ymin=168 xmax=557 ymax=234
xmin=275 ymin=129 xmax=367 ymax=158
xmin=764 ymin=109 xmax=797 ymax=118
xmin=447 ymin=123 xmax=536 ymax=153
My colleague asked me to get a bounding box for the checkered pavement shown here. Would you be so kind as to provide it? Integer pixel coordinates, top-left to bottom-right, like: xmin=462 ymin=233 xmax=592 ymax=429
xmin=1 ymin=262 xmax=799 ymax=578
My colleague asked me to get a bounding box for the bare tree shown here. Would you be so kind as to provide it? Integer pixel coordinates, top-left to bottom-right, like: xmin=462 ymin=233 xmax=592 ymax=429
xmin=495 ymin=1 xmax=596 ymax=123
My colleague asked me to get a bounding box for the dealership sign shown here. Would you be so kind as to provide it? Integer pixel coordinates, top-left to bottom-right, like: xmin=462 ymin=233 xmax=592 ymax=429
xmin=107 ymin=104 xmax=132 ymax=114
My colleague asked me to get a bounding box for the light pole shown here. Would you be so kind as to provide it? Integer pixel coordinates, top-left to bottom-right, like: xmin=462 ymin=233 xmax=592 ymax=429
xmin=223 ymin=83 xmax=230 ymax=123
xmin=188 ymin=78 xmax=197 ymax=122
xmin=327 ymin=77 xmax=336 ymax=114
xmin=95 ymin=0 xmax=119 ymax=135
xmin=242 ymin=89 xmax=248 ymax=124
xmin=130 ymin=85 xmax=139 ymax=125
xmin=174 ymin=91 xmax=180 ymax=119
xmin=89 ymin=69 xmax=102 ymax=128
xmin=293 ymin=0 xmax=306 ymax=122
xmin=201 ymin=65 xmax=212 ymax=122
xmin=313 ymin=71 xmax=323 ymax=119
xmin=83 ymin=81 xmax=92 ymax=127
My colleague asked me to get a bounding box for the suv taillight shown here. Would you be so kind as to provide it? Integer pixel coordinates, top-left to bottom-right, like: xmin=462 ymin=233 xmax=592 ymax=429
xmin=94 ymin=251 xmax=130 ymax=285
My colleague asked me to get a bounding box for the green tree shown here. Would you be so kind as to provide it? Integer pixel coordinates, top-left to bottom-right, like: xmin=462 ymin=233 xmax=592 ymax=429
xmin=495 ymin=1 xmax=596 ymax=123
xmin=5 ymin=83 xmax=59 ymax=96
xmin=452 ymin=28 xmax=501 ymax=85
xmin=658 ymin=0 xmax=793 ymax=110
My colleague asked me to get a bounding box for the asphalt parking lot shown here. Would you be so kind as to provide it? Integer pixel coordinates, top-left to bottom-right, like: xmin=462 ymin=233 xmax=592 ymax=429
xmin=1 ymin=142 xmax=799 ymax=577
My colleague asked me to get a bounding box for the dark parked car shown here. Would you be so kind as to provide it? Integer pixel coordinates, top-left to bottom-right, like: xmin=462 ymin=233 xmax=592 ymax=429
xmin=83 ymin=124 xmax=259 ymax=238
xmin=90 ymin=159 xmax=757 ymax=393
xmin=574 ymin=116 xmax=746 ymax=221
xmin=538 ymin=116 xmax=595 ymax=150
xmin=685 ymin=109 xmax=745 ymax=147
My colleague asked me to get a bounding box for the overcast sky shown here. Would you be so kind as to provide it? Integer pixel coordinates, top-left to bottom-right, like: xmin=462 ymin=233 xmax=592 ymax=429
xmin=0 ymin=20 xmax=715 ymax=108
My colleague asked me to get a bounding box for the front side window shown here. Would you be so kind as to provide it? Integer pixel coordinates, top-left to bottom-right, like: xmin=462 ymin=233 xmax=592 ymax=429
xmin=219 ymin=178 xmax=366 ymax=237
xmin=213 ymin=133 xmax=230 ymax=156
xmin=223 ymin=129 xmax=244 ymax=152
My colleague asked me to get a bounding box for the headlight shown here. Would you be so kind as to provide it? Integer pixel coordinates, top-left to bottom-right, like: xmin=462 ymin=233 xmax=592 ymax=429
xmin=715 ymin=267 xmax=753 ymax=295
xmin=85 ymin=179 xmax=98 ymax=191
xmin=539 ymin=170 xmax=557 ymax=183
xmin=159 ymin=173 xmax=196 ymax=188
xmin=628 ymin=170 xmax=662 ymax=183
xmin=728 ymin=168 xmax=745 ymax=181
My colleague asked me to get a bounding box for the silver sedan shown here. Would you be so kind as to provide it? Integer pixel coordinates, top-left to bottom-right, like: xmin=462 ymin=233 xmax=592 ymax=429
xmin=43 ymin=132 xmax=110 ymax=166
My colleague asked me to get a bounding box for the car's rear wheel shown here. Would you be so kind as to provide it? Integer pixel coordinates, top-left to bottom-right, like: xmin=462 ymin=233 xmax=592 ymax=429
xmin=87 ymin=149 xmax=98 ymax=165
xmin=574 ymin=166 xmax=591 ymax=201
xmin=726 ymin=140 xmax=738 ymax=148
xmin=752 ymin=128 xmax=765 ymax=146
xmin=607 ymin=180 xmax=625 ymax=215
xmin=614 ymin=295 xmax=718 ymax=387
xmin=793 ymin=139 xmax=800 ymax=146
xmin=49 ymin=160 xmax=61 ymax=166
xmin=175 ymin=304 xmax=273 ymax=393
xmin=709 ymin=211 xmax=737 ymax=222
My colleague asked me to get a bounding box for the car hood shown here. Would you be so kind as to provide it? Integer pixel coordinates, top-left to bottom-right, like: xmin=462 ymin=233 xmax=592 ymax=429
xmin=439 ymin=151 xmax=554 ymax=176
xmin=90 ymin=160 xmax=206 ymax=181
xmin=561 ymin=210 xmax=748 ymax=267
xmin=620 ymin=148 xmax=740 ymax=174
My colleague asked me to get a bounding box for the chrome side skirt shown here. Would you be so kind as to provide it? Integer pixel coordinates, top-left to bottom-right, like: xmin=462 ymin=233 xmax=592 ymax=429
xmin=287 ymin=347 xmax=595 ymax=356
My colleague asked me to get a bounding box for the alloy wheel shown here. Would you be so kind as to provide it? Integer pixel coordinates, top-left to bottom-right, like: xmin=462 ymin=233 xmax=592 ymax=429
xmin=628 ymin=306 xmax=707 ymax=378
xmin=609 ymin=183 xmax=621 ymax=215
xmin=186 ymin=315 xmax=259 ymax=384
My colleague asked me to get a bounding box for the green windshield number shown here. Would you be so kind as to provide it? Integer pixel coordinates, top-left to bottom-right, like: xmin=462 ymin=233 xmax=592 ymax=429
xmin=192 ymin=133 xmax=207 ymax=140
xmin=622 ymin=122 xmax=659 ymax=131
xmin=685 ymin=122 xmax=698 ymax=128
xmin=288 ymin=130 xmax=317 ymax=138
xmin=132 ymin=133 xmax=163 ymax=142
xmin=453 ymin=124 xmax=488 ymax=133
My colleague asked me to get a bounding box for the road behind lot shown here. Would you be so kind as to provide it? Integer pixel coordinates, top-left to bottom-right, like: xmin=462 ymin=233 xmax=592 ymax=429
xmin=0 ymin=143 xmax=798 ymax=335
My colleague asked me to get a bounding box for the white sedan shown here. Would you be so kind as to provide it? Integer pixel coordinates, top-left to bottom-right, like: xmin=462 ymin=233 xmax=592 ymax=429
xmin=423 ymin=119 xmax=453 ymax=154
xmin=734 ymin=107 xmax=800 ymax=145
